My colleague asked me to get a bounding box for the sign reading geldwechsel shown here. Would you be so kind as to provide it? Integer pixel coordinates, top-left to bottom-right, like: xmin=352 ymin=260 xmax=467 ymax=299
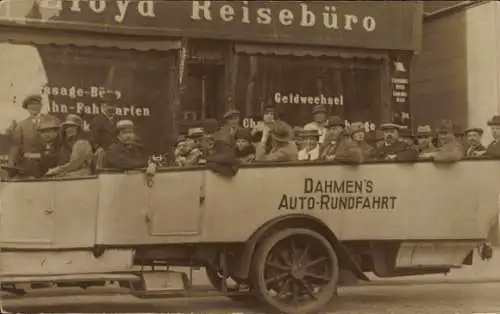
xmin=0 ymin=0 xmax=423 ymax=51
xmin=278 ymin=178 xmax=398 ymax=211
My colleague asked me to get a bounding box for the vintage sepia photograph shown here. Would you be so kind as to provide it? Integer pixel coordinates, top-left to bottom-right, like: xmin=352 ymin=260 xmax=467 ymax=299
xmin=0 ymin=0 xmax=500 ymax=313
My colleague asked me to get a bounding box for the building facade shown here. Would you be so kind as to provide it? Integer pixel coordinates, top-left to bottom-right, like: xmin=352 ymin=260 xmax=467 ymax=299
xmin=0 ymin=0 xmax=423 ymax=155
xmin=411 ymin=0 xmax=499 ymax=142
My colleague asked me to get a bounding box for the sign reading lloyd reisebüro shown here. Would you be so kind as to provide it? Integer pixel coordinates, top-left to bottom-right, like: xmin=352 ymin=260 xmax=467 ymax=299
xmin=0 ymin=1 xmax=423 ymax=51
xmin=278 ymin=178 xmax=398 ymax=211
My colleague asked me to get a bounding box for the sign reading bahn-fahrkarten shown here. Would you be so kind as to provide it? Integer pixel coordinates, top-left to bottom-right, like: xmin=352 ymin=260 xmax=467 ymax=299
xmin=0 ymin=0 xmax=423 ymax=51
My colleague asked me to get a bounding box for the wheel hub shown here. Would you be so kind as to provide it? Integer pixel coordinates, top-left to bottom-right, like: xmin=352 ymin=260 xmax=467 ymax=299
xmin=290 ymin=265 xmax=305 ymax=280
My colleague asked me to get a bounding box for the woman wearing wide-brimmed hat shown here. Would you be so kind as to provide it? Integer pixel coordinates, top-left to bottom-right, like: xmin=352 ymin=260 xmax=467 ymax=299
xmin=255 ymin=120 xmax=298 ymax=162
xmin=45 ymin=114 xmax=93 ymax=177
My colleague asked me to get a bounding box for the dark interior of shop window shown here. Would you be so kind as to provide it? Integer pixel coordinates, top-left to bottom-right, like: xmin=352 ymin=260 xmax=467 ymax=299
xmin=234 ymin=54 xmax=383 ymax=127
xmin=37 ymin=45 xmax=173 ymax=155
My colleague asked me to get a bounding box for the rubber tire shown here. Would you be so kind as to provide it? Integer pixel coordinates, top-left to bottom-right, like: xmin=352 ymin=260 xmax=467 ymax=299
xmin=251 ymin=228 xmax=339 ymax=314
xmin=205 ymin=266 xmax=257 ymax=303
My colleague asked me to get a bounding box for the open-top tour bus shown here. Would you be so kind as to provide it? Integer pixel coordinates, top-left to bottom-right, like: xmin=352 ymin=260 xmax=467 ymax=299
xmin=0 ymin=158 xmax=498 ymax=314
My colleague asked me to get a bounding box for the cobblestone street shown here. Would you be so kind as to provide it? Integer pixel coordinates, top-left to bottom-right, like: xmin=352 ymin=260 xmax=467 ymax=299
xmin=4 ymin=282 xmax=500 ymax=313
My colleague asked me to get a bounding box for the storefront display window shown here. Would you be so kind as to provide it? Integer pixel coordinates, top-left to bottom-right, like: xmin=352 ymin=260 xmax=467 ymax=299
xmin=234 ymin=54 xmax=383 ymax=128
xmin=0 ymin=42 xmax=174 ymax=155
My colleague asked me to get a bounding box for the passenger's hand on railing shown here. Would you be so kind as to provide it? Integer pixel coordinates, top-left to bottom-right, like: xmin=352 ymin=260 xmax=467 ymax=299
xmin=146 ymin=163 xmax=156 ymax=175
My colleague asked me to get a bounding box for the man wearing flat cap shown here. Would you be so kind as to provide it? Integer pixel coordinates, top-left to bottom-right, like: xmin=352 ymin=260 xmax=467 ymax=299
xmin=304 ymin=104 xmax=328 ymax=144
xmin=374 ymin=122 xmax=417 ymax=161
xmin=319 ymin=116 xmax=346 ymax=161
xmin=105 ymin=120 xmax=156 ymax=174
xmin=485 ymin=115 xmax=500 ymax=157
xmin=433 ymin=120 xmax=464 ymax=163
xmin=8 ymin=94 xmax=55 ymax=170
xmin=256 ymin=120 xmax=298 ymax=162
xmin=214 ymin=109 xmax=242 ymax=147
xmin=415 ymin=125 xmax=436 ymax=158
xmin=464 ymin=127 xmax=486 ymax=157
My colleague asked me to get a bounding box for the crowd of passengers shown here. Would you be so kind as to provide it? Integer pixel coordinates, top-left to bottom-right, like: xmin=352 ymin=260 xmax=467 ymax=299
xmin=3 ymin=94 xmax=500 ymax=180
xmin=175 ymin=103 xmax=500 ymax=166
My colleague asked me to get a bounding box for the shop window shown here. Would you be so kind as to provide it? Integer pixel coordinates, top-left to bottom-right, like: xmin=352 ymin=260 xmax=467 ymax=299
xmin=33 ymin=45 xmax=173 ymax=154
xmin=234 ymin=55 xmax=382 ymax=127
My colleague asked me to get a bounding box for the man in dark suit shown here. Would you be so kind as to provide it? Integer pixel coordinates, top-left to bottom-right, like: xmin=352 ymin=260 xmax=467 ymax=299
xmin=486 ymin=115 xmax=500 ymax=157
xmin=89 ymin=98 xmax=118 ymax=168
xmin=374 ymin=122 xmax=417 ymax=161
xmin=8 ymin=94 xmax=50 ymax=169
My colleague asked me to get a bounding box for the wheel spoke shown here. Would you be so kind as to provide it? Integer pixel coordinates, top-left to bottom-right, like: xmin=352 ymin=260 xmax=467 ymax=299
xmin=276 ymin=278 xmax=292 ymax=298
xmin=304 ymin=256 xmax=328 ymax=269
xmin=299 ymin=279 xmax=318 ymax=300
xmin=298 ymin=245 xmax=309 ymax=266
xmin=266 ymin=260 xmax=291 ymax=271
xmin=279 ymin=251 xmax=293 ymax=266
xmin=304 ymin=272 xmax=331 ymax=283
xmin=265 ymin=272 xmax=288 ymax=285
xmin=291 ymin=281 xmax=300 ymax=304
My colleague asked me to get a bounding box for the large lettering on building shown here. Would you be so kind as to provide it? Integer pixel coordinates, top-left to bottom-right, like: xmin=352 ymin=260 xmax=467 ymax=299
xmin=278 ymin=178 xmax=398 ymax=211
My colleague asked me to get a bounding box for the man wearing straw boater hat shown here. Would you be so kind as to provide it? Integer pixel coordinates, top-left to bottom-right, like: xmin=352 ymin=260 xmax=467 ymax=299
xmin=374 ymin=121 xmax=416 ymax=161
xmin=8 ymin=94 xmax=53 ymax=168
xmin=297 ymin=125 xmax=321 ymax=161
xmin=486 ymin=115 xmax=500 ymax=157
xmin=256 ymin=120 xmax=298 ymax=162
xmin=464 ymin=127 xmax=486 ymax=157
xmin=415 ymin=125 xmax=436 ymax=158
xmin=105 ymin=120 xmax=156 ymax=173
xmin=433 ymin=119 xmax=464 ymax=163
xmin=183 ymin=127 xmax=206 ymax=166
xmin=304 ymin=104 xmax=328 ymax=144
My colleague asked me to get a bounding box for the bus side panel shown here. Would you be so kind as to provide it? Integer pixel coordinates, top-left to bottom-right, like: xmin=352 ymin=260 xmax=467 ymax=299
xmin=200 ymin=161 xmax=500 ymax=242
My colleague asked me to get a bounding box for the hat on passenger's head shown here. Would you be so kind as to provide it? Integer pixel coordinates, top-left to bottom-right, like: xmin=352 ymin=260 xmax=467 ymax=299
xmin=464 ymin=127 xmax=484 ymax=136
xmin=435 ymin=119 xmax=455 ymax=133
xmin=61 ymin=114 xmax=84 ymax=129
xmin=312 ymin=104 xmax=327 ymax=115
xmin=187 ymin=127 xmax=204 ymax=138
xmin=22 ymin=94 xmax=42 ymax=109
xmin=223 ymin=109 xmax=241 ymax=120
xmin=271 ymin=120 xmax=293 ymax=143
xmin=347 ymin=122 xmax=365 ymax=135
xmin=176 ymin=134 xmax=186 ymax=145
xmin=380 ymin=122 xmax=402 ymax=130
xmin=38 ymin=115 xmax=61 ymax=131
xmin=116 ymin=119 xmax=135 ymax=131
xmin=416 ymin=125 xmax=433 ymax=137
xmin=487 ymin=115 xmax=500 ymax=126
xmin=327 ymin=116 xmax=345 ymax=127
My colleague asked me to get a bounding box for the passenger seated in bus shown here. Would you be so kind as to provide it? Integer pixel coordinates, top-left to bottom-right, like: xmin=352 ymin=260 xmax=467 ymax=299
xmin=415 ymin=125 xmax=436 ymax=158
xmin=35 ymin=115 xmax=62 ymax=177
xmin=292 ymin=127 xmax=304 ymax=151
xmin=45 ymin=115 xmax=93 ymax=177
xmin=319 ymin=116 xmax=346 ymax=161
xmin=464 ymin=127 xmax=486 ymax=157
xmin=454 ymin=125 xmax=466 ymax=147
xmin=251 ymin=106 xmax=276 ymax=142
xmin=374 ymin=123 xmax=417 ymax=161
xmin=214 ymin=109 xmax=241 ymax=146
xmin=336 ymin=122 xmax=375 ymax=164
xmin=297 ymin=127 xmax=321 ymax=161
xmin=202 ymin=118 xmax=219 ymax=136
xmin=174 ymin=135 xmax=189 ymax=166
xmin=184 ymin=127 xmax=206 ymax=166
xmin=433 ymin=120 xmax=465 ymax=163
xmin=104 ymin=120 xmax=156 ymax=174
xmin=304 ymin=104 xmax=328 ymax=144
xmin=255 ymin=120 xmax=298 ymax=162
xmin=485 ymin=115 xmax=500 ymax=157
xmin=234 ymin=128 xmax=255 ymax=164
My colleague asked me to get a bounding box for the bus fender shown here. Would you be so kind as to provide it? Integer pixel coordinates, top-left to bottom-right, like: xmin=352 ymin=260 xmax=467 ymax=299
xmin=234 ymin=214 xmax=369 ymax=281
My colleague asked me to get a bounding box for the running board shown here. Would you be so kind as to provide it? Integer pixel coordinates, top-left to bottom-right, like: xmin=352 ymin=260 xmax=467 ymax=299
xmin=1 ymin=273 xmax=141 ymax=284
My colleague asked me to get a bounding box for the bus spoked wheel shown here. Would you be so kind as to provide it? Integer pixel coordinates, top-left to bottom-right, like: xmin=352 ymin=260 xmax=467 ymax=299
xmin=251 ymin=228 xmax=339 ymax=314
xmin=205 ymin=266 xmax=257 ymax=302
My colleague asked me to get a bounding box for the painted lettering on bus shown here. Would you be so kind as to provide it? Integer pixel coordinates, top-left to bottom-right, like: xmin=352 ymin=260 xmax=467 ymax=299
xmin=277 ymin=178 xmax=398 ymax=211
